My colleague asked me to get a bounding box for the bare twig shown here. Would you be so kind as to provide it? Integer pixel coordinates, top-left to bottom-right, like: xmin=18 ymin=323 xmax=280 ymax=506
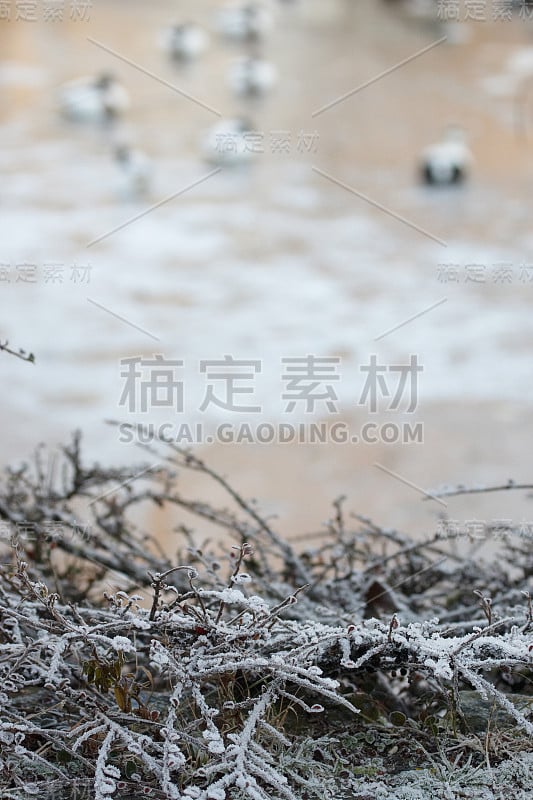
xmin=0 ymin=340 xmax=35 ymax=363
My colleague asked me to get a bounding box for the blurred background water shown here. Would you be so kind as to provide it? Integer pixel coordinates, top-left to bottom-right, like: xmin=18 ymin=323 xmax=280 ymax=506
xmin=2 ymin=0 xmax=533 ymax=541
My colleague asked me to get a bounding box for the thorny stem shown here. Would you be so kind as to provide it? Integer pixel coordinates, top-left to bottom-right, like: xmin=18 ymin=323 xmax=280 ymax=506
xmin=425 ymin=479 xmax=533 ymax=500
xmin=0 ymin=340 xmax=35 ymax=363
xmin=522 ymin=590 xmax=533 ymax=632
xmin=148 ymin=565 xmax=195 ymax=621
xmin=108 ymin=420 xmax=314 ymax=588
xmin=215 ymin=542 xmax=252 ymax=624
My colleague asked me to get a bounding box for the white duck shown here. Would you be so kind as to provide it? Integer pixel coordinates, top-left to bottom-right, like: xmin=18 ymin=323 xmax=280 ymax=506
xmin=228 ymin=56 xmax=278 ymax=97
xmin=58 ymin=73 xmax=129 ymax=123
xmin=114 ymin=144 xmax=151 ymax=198
xmin=216 ymin=2 xmax=274 ymax=42
xmin=203 ymin=117 xmax=256 ymax=166
xmin=161 ymin=22 xmax=209 ymax=61
xmin=420 ymin=127 xmax=472 ymax=186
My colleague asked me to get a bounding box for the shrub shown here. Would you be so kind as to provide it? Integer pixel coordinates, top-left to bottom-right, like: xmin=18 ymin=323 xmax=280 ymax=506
xmin=0 ymin=431 xmax=532 ymax=799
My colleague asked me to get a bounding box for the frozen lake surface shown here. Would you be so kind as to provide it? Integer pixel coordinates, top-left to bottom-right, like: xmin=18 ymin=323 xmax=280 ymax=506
xmin=1 ymin=0 xmax=533 ymax=518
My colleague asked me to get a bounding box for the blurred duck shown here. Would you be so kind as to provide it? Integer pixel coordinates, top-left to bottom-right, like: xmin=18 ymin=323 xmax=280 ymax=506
xmin=203 ymin=117 xmax=256 ymax=166
xmin=161 ymin=22 xmax=209 ymax=61
xmin=216 ymin=2 xmax=274 ymax=42
xmin=420 ymin=127 xmax=472 ymax=186
xmin=228 ymin=56 xmax=278 ymax=97
xmin=58 ymin=73 xmax=129 ymax=123
xmin=114 ymin=144 xmax=151 ymax=199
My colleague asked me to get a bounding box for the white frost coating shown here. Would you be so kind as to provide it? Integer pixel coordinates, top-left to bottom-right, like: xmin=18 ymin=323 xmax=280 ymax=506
xmin=150 ymin=640 xmax=171 ymax=667
xmin=132 ymin=616 xmax=151 ymax=629
xmin=217 ymin=588 xmax=246 ymax=604
xmin=207 ymin=738 xmax=226 ymax=754
xmin=45 ymin=636 xmax=69 ymax=685
xmin=93 ymin=730 xmax=118 ymax=800
xmin=206 ymin=788 xmax=225 ymax=800
xmin=424 ymin=657 xmax=453 ymax=681
xmin=245 ymin=595 xmax=269 ymax=613
xmin=110 ymin=635 xmax=136 ymax=654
